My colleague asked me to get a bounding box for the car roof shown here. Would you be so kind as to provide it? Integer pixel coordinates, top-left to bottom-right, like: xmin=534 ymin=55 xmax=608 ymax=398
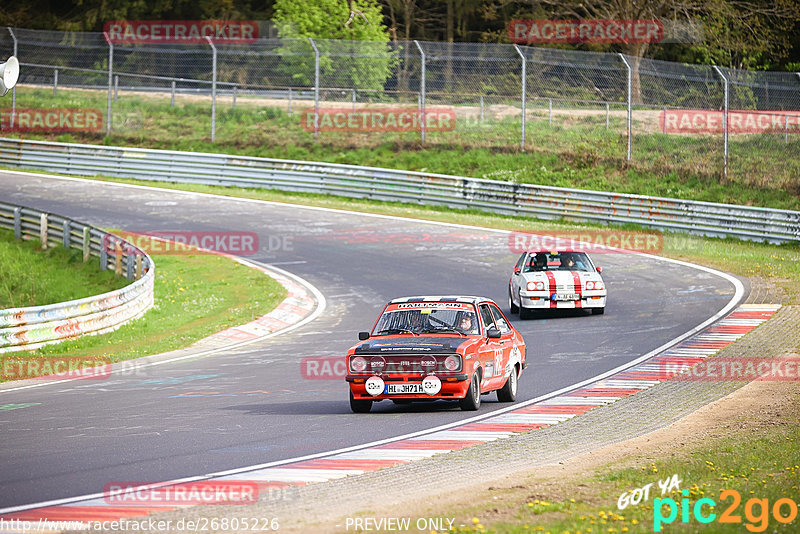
xmin=525 ymin=249 xmax=587 ymax=254
xmin=388 ymin=296 xmax=494 ymax=306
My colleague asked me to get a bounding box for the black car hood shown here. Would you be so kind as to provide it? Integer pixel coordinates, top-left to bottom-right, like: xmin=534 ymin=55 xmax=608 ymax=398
xmin=354 ymin=336 xmax=472 ymax=355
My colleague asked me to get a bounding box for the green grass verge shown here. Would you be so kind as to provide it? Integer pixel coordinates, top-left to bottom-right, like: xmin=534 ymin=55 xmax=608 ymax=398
xmin=5 ymin=86 xmax=799 ymax=210
xmin=0 ymin=228 xmax=128 ymax=308
xmin=1 ymin=228 xmax=287 ymax=380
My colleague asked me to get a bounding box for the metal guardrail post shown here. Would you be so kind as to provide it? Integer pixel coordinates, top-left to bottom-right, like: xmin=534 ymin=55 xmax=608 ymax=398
xmin=288 ymin=87 xmax=293 ymax=114
xmin=82 ymin=226 xmax=90 ymax=262
xmin=103 ymin=32 xmax=113 ymax=136
xmin=62 ymin=220 xmax=70 ymax=248
xmin=712 ymin=66 xmax=729 ymax=180
xmin=114 ymin=74 xmax=118 ymax=101
xmin=414 ymin=40 xmax=426 ymax=144
xmin=13 ymin=206 xmax=21 ymax=239
xmin=171 ymin=80 xmax=176 ymax=107
xmin=232 ymin=85 xmax=237 ymax=109
xmin=39 ymin=213 xmax=48 ymax=249
xmin=618 ymin=53 xmax=632 ymax=162
xmin=100 ymin=234 xmax=108 ymax=270
xmin=309 ymin=38 xmax=320 ymax=142
xmin=53 ymin=69 xmax=58 ymax=96
xmin=7 ymin=28 xmax=17 ymax=128
xmin=206 ymin=36 xmax=217 ymax=142
xmin=606 ymin=102 xmax=610 ymax=130
xmin=514 ymin=45 xmax=526 ymax=149
xmin=480 ymin=95 xmax=484 ymax=121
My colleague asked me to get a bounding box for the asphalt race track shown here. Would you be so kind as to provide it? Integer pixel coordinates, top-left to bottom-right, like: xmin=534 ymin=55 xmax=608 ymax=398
xmin=0 ymin=171 xmax=745 ymax=510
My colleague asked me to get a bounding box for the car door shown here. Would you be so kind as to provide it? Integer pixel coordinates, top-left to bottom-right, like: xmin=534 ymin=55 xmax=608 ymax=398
xmin=488 ymin=303 xmax=518 ymax=380
xmin=478 ymin=303 xmax=505 ymax=390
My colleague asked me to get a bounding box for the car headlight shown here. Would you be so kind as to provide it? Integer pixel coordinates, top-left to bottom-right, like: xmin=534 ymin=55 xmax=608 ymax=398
xmin=370 ymin=356 xmax=386 ymax=372
xmin=526 ymin=281 xmax=545 ymax=291
xmin=444 ymin=355 xmax=460 ymax=371
xmin=350 ymin=356 xmax=367 ymax=373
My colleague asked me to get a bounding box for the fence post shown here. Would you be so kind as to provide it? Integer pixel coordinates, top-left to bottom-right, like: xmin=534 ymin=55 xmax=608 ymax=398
xmin=309 ymin=38 xmax=320 ymax=142
xmin=171 ymin=80 xmax=176 ymax=107
xmin=39 ymin=213 xmax=48 ymax=249
xmin=206 ymin=36 xmax=217 ymax=142
xmin=288 ymin=87 xmax=293 ymax=114
xmin=712 ymin=66 xmax=729 ymax=180
xmin=114 ymin=74 xmax=118 ymax=101
xmin=7 ymin=28 xmax=17 ymax=128
xmin=53 ymin=69 xmax=58 ymax=96
xmin=606 ymin=102 xmax=609 ymax=130
xmin=786 ymin=115 xmax=789 ymax=143
xmin=414 ymin=40 xmax=426 ymax=144
xmin=480 ymin=94 xmax=484 ymax=121
xmin=82 ymin=227 xmax=90 ymax=262
xmin=618 ymin=53 xmax=632 ymax=162
xmin=352 ymin=88 xmax=356 ymax=111
xmin=514 ymin=45 xmax=526 ymax=149
xmin=13 ymin=206 xmax=21 ymax=240
xmin=103 ymin=32 xmax=113 ymax=136
xmin=232 ymin=85 xmax=237 ymax=108
xmin=62 ymin=220 xmax=71 ymax=248
xmin=548 ymin=98 xmax=552 ymax=126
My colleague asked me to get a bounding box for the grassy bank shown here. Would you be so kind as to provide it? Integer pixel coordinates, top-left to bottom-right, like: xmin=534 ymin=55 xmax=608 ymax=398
xmin=1 ymin=227 xmax=287 ymax=379
xmin=0 ymin=228 xmax=128 ymax=308
xmin=4 ymin=86 xmax=799 ymax=210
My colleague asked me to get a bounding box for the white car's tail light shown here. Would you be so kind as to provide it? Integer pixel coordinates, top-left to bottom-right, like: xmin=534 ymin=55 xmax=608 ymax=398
xmin=527 ymin=281 xmax=545 ymax=291
xmin=370 ymin=356 xmax=386 ymax=372
xmin=350 ymin=356 xmax=367 ymax=373
xmin=444 ymin=355 xmax=460 ymax=371
xmin=586 ymin=280 xmax=604 ymax=291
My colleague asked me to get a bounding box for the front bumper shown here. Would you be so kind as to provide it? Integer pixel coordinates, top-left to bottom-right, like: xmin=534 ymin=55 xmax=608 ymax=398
xmin=347 ymin=373 xmax=470 ymax=400
xmin=520 ymin=292 xmax=606 ymax=309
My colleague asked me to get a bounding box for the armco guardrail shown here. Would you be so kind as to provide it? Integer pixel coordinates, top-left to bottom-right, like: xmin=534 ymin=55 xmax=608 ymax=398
xmin=0 ymin=137 xmax=798 ymax=243
xmin=0 ymin=201 xmax=154 ymax=353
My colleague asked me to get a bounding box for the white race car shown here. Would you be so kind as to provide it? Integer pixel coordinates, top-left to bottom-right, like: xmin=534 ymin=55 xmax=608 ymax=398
xmin=508 ymin=250 xmax=606 ymax=319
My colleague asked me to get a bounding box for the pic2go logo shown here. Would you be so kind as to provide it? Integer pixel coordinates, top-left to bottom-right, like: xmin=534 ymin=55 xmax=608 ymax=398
xmin=654 ymin=489 xmax=798 ymax=532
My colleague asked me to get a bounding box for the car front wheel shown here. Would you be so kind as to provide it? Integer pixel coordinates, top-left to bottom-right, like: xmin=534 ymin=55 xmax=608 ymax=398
xmin=509 ymin=287 xmax=519 ymax=314
xmin=350 ymin=390 xmax=373 ymax=413
xmin=459 ymin=373 xmax=481 ymax=411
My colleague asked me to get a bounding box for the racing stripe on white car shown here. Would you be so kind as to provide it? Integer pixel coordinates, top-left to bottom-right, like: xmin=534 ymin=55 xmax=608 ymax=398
xmin=0 ymin=304 xmax=780 ymax=524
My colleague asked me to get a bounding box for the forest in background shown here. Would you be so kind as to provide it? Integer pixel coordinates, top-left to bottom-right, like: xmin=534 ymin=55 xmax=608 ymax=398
xmin=1 ymin=0 xmax=799 ymax=71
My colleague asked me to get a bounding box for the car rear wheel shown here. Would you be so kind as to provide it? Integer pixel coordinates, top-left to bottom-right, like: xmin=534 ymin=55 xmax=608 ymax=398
xmin=509 ymin=287 xmax=519 ymax=314
xmin=459 ymin=373 xmax=481 ymax=411
xmin=593 ymin=307 xmax=605 ymax=315
xmin=497 ymin=366 xmax=518 ymax=402
xmin=519 ymin=304 xmax=534 ymax=320
xmin=350 ymin=390 xmax=373 ymax=413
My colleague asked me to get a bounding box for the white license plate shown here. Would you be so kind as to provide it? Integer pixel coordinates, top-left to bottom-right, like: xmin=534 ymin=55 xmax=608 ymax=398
xmin=553 ymin=293 xmax=579 ymax=301
xmin=386 ymin=383 xmax=424 ymax=394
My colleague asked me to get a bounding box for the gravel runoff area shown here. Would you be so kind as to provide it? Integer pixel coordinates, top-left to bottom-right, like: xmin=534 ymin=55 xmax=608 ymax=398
xmin=78 ymin=277 xmax=793 ymax=534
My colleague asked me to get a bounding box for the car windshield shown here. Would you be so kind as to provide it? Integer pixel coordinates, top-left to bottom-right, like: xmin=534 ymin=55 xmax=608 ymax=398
xmin=523 ymin=252 xmax=592 ymax=272
xmin=372 ymin=305 xmax=479 ymax=335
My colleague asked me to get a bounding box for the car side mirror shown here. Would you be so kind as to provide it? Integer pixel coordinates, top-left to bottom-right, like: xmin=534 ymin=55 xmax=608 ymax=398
xmin=358 ymin=331 xmax=370 ymax=340
xmin=486 ymin=327 xmax=501 ymax=339
xmin=596 ymin=266 xmax=603 ymax=273
xmin=513 ymin=267 xmax=521 ymax=274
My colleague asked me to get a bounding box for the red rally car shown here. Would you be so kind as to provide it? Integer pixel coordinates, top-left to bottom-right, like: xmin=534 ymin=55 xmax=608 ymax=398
xmin=345 ymin=296 xmax=527 ymax=413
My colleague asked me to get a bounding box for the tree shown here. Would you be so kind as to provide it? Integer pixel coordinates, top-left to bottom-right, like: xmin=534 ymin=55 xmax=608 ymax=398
xmin=273 ymin=0 xmax=396 ymax=93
